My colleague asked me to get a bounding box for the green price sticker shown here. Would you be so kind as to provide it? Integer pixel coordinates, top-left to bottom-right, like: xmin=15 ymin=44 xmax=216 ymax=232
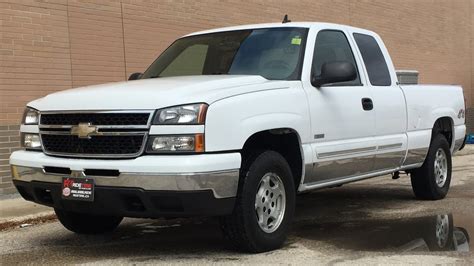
xmin=291 ymin=37 xmax=301 ymax=45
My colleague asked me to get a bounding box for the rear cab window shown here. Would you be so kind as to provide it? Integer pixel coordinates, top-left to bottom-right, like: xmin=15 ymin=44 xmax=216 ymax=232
xmin=353 ymin=33 xmax=391 ymax=86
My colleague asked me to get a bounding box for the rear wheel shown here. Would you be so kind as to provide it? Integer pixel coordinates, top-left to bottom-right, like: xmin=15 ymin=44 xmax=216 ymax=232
xmin=424 ymin=214 xmax=454 ymax=251
xmin=220 ymin=150 xmax=295 ymax=253
xmin=410 ymin=134 xmax=452 ymax=200
xmin=55 ymin=209 xmax=123 ymax=234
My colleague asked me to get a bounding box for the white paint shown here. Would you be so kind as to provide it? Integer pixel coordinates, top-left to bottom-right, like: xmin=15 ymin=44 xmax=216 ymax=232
xmin=149 ymin=125 xmax=204 ymax=135
xmin=10 ymin=150 xmax=241 ymax=174
xmin=19 ymin=125 xmax=39 ymax=134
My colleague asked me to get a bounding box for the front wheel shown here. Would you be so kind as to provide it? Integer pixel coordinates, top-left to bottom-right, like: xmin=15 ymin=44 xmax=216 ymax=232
xmin=55 ymin=209 xmax=123 ymax=234
xmin=410 ymin=134 xmax=452 ymax=200
xmin=220 ymin=150 xmax=295 ymax=253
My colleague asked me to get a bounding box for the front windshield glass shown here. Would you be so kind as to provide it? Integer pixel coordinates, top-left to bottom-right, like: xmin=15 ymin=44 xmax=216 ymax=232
xmin=141 ymin=27 xmax=308 ymax=80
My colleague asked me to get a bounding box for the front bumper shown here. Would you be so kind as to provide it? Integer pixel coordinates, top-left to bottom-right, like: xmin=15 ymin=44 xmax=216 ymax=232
xmin=10 ymin=150 xmax=241 ymax=217
xmin=13 ymin=180 xmax=236 ymax=218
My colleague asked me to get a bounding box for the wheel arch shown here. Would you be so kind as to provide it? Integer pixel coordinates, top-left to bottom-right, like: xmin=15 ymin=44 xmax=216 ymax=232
xmin=431 ymin=116 xmax=454 ymax=150
xmin=240 ymin=128 xmax=305 ymax=191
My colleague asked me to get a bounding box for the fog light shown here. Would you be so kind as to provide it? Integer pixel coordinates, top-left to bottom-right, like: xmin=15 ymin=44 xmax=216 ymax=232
xmin=22 ymin=133 xmax=41 ymax=150
xmin=147 ymin=134 xmax=204 ymax=153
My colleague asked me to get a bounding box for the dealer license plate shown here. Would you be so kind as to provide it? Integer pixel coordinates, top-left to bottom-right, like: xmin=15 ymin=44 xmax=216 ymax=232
xmin=61 ymin=177 xmax=95 ymax=202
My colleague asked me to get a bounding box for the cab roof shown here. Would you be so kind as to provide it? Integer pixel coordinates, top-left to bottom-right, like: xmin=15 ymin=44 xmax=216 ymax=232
xmin=184 ymin=22 xmax=375 ymax=37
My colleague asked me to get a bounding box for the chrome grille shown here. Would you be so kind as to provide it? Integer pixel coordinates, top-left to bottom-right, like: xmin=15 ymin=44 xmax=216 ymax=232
xmin=39 ymin=111 xmax=153 ymax=158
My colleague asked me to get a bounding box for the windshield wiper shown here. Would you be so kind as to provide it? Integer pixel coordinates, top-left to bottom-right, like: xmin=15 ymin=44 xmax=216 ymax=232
xmin=210 ymin=72 xmax=227 ymax=75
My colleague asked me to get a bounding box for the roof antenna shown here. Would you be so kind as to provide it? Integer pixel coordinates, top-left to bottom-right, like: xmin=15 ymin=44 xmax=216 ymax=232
xmin=282 ymin=14 xmax=291 ymax=23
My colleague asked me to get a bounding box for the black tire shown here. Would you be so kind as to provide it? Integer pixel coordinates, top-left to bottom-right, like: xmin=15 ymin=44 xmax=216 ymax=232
xmin=410 ymin=134 xmax=452 ymax=200
xmin=423 ymin=214 xmax=454 ymax=251
xmin=55 ymin=208 xmax=123 ymax=234
xmin=220 ymin=150 xmax=296 ymax=253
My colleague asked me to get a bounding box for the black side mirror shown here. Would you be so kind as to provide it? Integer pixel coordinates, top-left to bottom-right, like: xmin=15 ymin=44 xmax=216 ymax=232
xmin=128 ymin=72 xmax=143 ymax=81
xmin=311 ymin=61 xmax=357 ymax=87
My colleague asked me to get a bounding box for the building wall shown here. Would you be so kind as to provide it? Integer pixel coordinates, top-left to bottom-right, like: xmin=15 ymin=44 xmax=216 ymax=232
xmin=0 ymin=0 xmax=473 ymax=194
xmin=470 ymin=0 xmax=474 ymax=134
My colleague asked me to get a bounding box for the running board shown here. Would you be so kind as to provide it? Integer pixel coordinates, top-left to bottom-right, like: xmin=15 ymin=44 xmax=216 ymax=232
xmin=298 ymin=163 xmax=422 ymax=192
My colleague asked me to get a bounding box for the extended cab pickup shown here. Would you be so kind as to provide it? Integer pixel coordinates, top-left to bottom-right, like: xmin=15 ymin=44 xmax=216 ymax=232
xmin=10 ymin=22 xmax=466 ymax=252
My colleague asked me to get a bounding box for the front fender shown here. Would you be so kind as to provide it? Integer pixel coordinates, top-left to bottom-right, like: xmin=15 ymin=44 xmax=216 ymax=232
xmin=205 ymin=87 xmax=310 ymax=152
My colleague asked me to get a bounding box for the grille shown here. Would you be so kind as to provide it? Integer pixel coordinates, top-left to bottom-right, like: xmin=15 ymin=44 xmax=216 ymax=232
xmin=39 ymin=111 xmax=151 ymax=158
xmin=40 ymin=113 xmax=150 ymax=126
xmin=41 ymin=134 xmax=145 ymax=157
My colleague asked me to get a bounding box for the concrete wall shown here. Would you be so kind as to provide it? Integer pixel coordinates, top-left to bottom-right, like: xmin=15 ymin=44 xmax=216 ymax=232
xmin=0 ymin=0 xmax=473 ymax=194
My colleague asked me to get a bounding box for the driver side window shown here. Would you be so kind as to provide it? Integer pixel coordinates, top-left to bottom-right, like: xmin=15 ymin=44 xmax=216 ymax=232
xmin=312 ymin=30 xmax=361 ymax=86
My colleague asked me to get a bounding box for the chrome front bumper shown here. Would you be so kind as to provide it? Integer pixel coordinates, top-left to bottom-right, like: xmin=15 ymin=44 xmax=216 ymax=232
xmin=10 ymin=150 xmax=241 ymax=199
xmin=11 ymin=165 xmax=239 ymax=199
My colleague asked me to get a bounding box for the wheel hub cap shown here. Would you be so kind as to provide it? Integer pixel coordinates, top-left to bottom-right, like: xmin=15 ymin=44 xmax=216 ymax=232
xmin=435 ymin=214 xmax=449 ymax=248
xmin=434 ymin=148 xmax=448 ymax=188
xmin=254 ymin=173 xmax=286 ymax=233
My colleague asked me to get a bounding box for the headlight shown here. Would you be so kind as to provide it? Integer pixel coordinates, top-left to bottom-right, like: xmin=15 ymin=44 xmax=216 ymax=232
xmin=147 ymin=134 xmax=204 ymax=153
xmin=22 ymin=107 xmax=39 ymax=125
xmin=153 ymin=104 xmax=207 ymax=125
xmin=21 ymin=133 xmax=42 ymax=150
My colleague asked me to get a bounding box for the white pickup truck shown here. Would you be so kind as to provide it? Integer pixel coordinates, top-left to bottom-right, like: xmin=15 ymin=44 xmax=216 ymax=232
xmin=10 ymin=22 xmax=467 ymax=252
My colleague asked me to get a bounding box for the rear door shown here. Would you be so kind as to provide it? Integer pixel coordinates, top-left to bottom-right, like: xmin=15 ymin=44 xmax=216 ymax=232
xmin=302 ymin=27 xmax=376 ymax=184
xmin=351 ymin=32 xmax=407 ymax=171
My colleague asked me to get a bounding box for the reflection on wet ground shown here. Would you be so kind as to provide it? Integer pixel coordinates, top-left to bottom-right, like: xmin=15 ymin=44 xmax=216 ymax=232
xmin=124 ymin=212 xmax=471 ymax=255
xmin=4 ymin=211 xmax=466 ymax=265
xmin=294 ymin=213 xmax=470 ymax=253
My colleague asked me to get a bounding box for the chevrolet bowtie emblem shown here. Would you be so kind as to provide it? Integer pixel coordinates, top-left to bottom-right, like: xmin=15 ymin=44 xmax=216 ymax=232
xmin=70 ymin=123 xmax=98 ymax=139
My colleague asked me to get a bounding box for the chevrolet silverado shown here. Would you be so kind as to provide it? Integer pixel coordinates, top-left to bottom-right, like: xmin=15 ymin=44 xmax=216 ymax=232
xmin=10 ymin=22 xmax=467 ymax=252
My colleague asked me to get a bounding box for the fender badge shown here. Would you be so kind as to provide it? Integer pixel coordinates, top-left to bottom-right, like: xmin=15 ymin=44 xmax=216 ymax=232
xmin=314 ymin=134 xmax=325 ymax=139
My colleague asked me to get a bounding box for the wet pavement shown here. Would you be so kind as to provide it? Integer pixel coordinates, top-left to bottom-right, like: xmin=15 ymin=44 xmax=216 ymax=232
xmin=295 ymin=213 xmax=470 ymax=253
xmin=1 ymin=153 xmax=473 ymax=264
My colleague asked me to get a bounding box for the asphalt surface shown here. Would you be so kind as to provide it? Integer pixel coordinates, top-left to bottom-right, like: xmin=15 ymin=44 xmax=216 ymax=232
xmin=1 ymin=153 xmax=473 ymax=265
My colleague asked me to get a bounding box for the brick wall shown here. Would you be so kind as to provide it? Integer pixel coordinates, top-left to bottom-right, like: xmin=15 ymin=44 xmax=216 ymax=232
xmin=468 ymin=109 xmax=474 ymax=134
xmin=0 ymin=125 xmax=20 ymax=195
xmin=470 ymin=0 xmax=474 ymax=134
xmin=0 ymin=0 xmax=473 ymax=194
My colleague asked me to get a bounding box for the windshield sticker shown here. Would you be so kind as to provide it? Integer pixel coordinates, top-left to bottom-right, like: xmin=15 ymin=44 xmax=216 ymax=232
xmin=291 ymin=36 xmax=301 ymax=45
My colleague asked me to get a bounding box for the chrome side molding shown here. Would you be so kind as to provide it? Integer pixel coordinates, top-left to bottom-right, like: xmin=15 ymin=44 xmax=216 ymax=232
xmin=317 ymin=146 xmax=377 ymax=159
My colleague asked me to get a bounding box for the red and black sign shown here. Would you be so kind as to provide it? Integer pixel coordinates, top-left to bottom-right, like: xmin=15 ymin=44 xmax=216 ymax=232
xmin=62 ymin=177 xmax=95 ymax=202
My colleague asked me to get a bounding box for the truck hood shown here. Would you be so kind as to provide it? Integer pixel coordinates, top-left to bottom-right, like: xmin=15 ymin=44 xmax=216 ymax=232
xmin=29 ymin=75 xmax=287 ymax=111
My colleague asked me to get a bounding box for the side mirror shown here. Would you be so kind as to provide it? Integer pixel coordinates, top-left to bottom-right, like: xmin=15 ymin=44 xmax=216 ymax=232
xmin=128 ymin=72 xmax=143 ymax=81
xmin=311 ymin=61 xmax=357 ymax=87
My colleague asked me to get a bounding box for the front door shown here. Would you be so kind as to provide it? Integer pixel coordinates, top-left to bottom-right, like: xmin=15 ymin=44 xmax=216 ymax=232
xmin=303 ymin=28 xmax=376 ymax=184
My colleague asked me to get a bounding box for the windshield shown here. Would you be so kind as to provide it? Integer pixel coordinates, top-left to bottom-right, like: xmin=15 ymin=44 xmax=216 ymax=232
xmin=141 ymin=27 xmax=308 ymax=80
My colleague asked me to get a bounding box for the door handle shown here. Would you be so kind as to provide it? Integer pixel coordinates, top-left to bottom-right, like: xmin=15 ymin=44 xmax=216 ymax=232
xmin=362 ymin=98 xmax=373 ymax=111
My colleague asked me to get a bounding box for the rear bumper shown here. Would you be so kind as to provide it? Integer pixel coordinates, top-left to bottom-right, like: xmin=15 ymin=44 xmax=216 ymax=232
xmin=458 ymin=135 xmax=467 ymax=151
xmin=13 ymin=180 xmax=235 ymax=218
xmin=453 ymin=125 xmax=467 ymax=153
